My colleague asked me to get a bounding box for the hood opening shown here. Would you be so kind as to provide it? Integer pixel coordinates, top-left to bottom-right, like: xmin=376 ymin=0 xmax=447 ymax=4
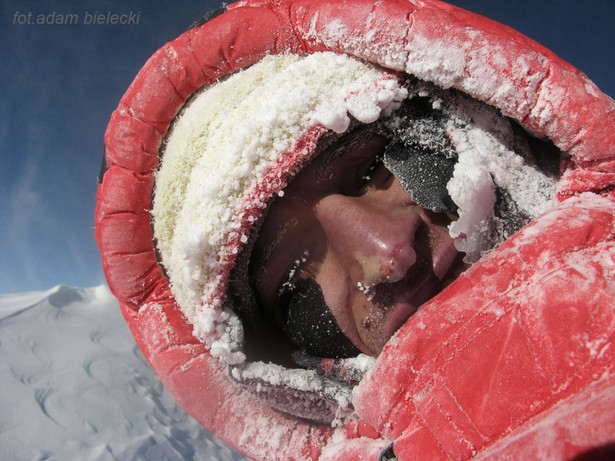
xmin=152 ymin=54 xmax=564 ymax=424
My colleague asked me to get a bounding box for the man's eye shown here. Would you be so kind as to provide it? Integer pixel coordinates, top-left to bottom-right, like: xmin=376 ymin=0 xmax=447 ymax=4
xmin=360 ymin=154 xmax=384 ymax=184
xmin=280 ymin=278 xmax=360 ymax=359
xmin=317 ymin=130 xmax=389 ymax=195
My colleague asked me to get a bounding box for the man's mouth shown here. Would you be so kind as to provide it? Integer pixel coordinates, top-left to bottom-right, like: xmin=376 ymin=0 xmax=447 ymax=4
xmin=367 ymin=225 xmax=468 ymax=345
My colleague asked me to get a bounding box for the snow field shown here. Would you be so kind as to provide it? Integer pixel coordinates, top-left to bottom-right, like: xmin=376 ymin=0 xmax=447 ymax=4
xmin=0 ymin=285 xmax=247 ymax=461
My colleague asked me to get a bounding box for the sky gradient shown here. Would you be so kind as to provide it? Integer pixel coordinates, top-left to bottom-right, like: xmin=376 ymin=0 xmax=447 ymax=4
xmin=1 ymin=0 xmax=614 ymax=294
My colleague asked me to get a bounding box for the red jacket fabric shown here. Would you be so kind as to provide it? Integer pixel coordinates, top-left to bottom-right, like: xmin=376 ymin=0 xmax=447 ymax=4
xmin=95 ymin=0 xmax=615 ymax=459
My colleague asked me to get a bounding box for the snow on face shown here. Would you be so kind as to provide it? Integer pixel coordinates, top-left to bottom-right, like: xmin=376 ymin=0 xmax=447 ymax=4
xmin=251 ymin=84 xmax=560 ymax=360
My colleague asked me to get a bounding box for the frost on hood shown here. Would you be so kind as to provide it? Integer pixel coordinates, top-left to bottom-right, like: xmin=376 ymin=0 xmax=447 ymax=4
xmin=152 ymin=52 xmax=562 ymax=424
xmin=445 ymin=89 xmax=559 ymax=262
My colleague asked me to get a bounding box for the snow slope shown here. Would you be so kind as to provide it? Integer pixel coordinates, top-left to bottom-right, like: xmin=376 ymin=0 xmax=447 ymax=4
xmin=0 ymin=284 xmax=247 ymax=461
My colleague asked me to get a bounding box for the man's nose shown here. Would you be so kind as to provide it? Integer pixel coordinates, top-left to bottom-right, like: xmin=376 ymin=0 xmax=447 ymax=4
xmin=314 ymin=193 xmax=421 ymax=285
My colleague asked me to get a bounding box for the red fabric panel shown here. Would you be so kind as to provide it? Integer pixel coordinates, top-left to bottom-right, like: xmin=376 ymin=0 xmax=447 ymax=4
xmin=404 ymin=2 xmax=615 ymax=171
xmin=96 ymin=165 xmax=153 ymax=215
xmin=290 ymin=0 xmax=414 ymax=69
xmin=95 ymin=167 xmax=161 ymax=309
xmin=190 ymin=4 xmax=303 ymax=76
xmin=121 ymin=62 xmax=185 ymax=134
xmin=103 ymin=106 xmax=162 ymax=174
xmin=404 ymin=5 xmax=549 ymax=121
xmin=472 ymin=376 xmax=615 ymax=460
xmin=355 ymin=195 xmax=615 ymax=459
xmin=527 ymin=62 xmax=615 ymax=164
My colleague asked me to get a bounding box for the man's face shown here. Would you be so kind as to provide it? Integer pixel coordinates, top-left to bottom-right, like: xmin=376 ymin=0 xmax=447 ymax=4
xmin=251 ymin=129 xmax=468 ymax=357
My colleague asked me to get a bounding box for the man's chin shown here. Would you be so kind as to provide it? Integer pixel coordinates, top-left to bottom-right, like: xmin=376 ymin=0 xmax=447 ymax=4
xmin=354 ymin=302 xmax=419 ymax=356
xmin=383 ymin=302 xmax=421 ymax=345
xmin=370 ymin=253 xmax=469 ymax=355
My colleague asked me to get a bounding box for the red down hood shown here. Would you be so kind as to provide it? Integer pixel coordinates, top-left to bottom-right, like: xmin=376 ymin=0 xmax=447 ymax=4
xmin=95 ymin=0 xmax=615 ymax=459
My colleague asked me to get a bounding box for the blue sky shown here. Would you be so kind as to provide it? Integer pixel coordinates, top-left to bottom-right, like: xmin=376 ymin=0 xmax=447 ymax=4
xmin=1 ymin=0 xmax=613 ymax=294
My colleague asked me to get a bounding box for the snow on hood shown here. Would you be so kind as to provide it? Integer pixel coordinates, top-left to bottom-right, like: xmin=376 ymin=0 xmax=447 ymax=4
xmin=96 ymin=1 xmax=614 ymax=457
xmin=153 ymin=52 xmax=406 ymax=421
xmin=433 ymin=85 xmax=558 ymax=261
xmin=153 ymin=52 xmax=406 ymax=320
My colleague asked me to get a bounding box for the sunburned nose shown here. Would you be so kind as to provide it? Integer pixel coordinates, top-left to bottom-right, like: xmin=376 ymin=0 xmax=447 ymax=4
xmin=314 ymin=193 xmax=421 ymax=285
